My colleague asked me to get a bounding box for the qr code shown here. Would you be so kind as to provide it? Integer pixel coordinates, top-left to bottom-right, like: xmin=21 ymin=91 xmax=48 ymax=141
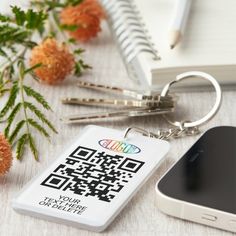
xmin=41 ymin=146 xmax=145 ymax=202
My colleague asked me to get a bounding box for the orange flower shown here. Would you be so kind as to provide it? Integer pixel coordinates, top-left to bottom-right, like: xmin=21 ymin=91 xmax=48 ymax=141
xmin=77 ymin=0 xmax=106 ymax=20
xmin=60 ymin=0 xmax=106 ymax=42
xmin=0 ymin=133 xmax=12 ymax=176
xmin=30 ymin=38 xmax=75 ymax=84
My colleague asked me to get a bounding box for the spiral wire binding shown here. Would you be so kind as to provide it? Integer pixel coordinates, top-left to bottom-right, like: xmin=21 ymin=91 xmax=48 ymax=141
xmin=100 ymin=0 xmax=160 ymax=81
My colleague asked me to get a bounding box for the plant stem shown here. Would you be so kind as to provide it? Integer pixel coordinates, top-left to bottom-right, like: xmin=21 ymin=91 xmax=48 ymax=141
xmin=50 ymin=11 xmax=74 ymax=51
xmin=0 ymin=47 xmax=28 ymax=100
xmin=18 ymin=65 xmax=30 ymax=142
xmin=0 ymin=48 xmax=27 ymax=73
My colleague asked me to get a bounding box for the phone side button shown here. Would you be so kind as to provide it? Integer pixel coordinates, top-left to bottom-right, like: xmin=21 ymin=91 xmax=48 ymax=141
xmin=201 ymin=214 xmax=217 ymax=221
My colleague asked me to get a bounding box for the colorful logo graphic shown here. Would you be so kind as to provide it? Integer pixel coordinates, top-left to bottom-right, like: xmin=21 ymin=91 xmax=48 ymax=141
xmin=99 ymin=139 xmax=141 ymax=154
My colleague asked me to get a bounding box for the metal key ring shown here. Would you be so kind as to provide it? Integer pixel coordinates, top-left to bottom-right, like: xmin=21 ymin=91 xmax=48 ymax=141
xmin=160 ymin=71 xmax=222 ymax=128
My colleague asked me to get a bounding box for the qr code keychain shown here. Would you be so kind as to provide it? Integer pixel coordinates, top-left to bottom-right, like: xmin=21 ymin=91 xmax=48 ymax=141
xmin=12 ymin=125 xmax=170 ymax=232
xmin=12 ymin=71 xmax=222 ymax=232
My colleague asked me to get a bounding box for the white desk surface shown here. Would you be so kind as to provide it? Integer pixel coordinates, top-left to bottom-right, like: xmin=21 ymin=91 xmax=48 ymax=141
xmin=0 ymin=19 xmax=236 ymax=236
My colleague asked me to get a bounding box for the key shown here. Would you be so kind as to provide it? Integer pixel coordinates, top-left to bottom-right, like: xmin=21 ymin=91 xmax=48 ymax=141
xmin=61 ymin=80 xmax=176 ymax=123
xmin=61 ymin=107 xmax=174 ymax=124
xmin=61 ymin=97 xmax=175 ymax=108
xmin=77 ymin=81 xmax=174 ymax=100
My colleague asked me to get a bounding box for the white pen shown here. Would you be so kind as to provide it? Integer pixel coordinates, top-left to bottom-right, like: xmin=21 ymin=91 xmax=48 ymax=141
xmin=169 ymin=0 xmax=192 ymax=49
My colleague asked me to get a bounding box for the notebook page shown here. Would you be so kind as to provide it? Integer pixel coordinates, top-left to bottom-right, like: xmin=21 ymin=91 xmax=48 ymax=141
xmin=134 ymin=0 xmax=236 ymax=69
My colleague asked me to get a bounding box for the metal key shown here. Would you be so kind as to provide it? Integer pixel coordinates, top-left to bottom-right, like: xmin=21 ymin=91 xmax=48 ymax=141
xmin=61 ymin=80 xmax=176 ymax=123
xmin=76 ymin=80 xmax=174 ymax=100
xmin=61 ymin=97 xmax=174 ymax=108
xmin=61 ymin=107 xmax=174 ymax=124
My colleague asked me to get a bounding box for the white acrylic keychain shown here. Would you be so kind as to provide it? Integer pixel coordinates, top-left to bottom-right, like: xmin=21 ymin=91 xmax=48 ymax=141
xmin=12 ymin=125 xmax=170 ymax=232
xmin=12 ymin=72 xmax=222 ymax=232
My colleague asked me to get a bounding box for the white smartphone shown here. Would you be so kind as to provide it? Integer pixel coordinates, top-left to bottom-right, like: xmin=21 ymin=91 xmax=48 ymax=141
xmin=156 ymin=126 xmax=236 ymax=233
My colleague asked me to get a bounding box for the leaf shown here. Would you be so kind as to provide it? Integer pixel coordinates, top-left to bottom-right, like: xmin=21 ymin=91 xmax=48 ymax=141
xmin=0 ymin=48 xmax=12 ymax=62
xmin=22 ymin=40 xmax=38 ymax=48
xmin=0 ymin=25 xmax=13 ymax=46
xmin=24 ymin=63 xmax=42 ymax=75
xmin=11 ymin=6 xmax=47 ymax=34
xmin=79 ymin=59 xmax=92 ymax=70
xmin=8 ymin=65 xmax=15 ymax=79
xmin=23 ymin=85 xmax=51 ymax=110
xmin=25 ymin=9 xmax=48 ymax=30
xmin=74 ymin=60 xmax=92 ymax=77
xmin=4 ymin=102 xmax=22 ymax=138
xmin=65 ymin=0 xmax=84 ymax=7
xmin=0 ymin=81 xmax=19 ymax=119
xmin=30 ymin=1 xmax=44 ymax=7
xmin=33 ymin=1 xmax=65 ymax=9
xmin=0 ymin=88 xmax=10 ymax=97
xmin=60 ymin=24 xmax=78 ymax=32
xmin=24 ymin=102 xmax=57 ymax=133
xmin=9 ymin=45 xmax=17 ymax=54
xmin=28 ymin=134 xmax=38 ymax=161
xmin=12 ymin=29 xmax=30 ymax=43
xmin=11 ymin=6 xmax=26 ymax=26
xmin=73 ymin=48 xmax=85 ymax=55
xmin=32 ymin=0 xmax=82 ymax=9
xmin=0 ymin=24 xmax=29 ymax=46
xmin=48 ymin=31 xmax=56 ymax=38
xmin=0 ymin=72 xmax=3 ymax=84
xmin=8 ymin=119 xmax=25 ymax=144
xmin=28 ymin=118 xmax=50 ymax=139
xmin=16 ymin=133 xmax=28 ymax=160
xmin=68 ymin=38 xmax=76 ymax=44
xmin=74 ymin=62 xmax=82 ymax=76
xmin=0 ymin=14 xmax=11 ymax=22
xmin=0 ymin=48 xmax=9 ymax=58
xmin=29 ymin=72 xmax=40 ymax=82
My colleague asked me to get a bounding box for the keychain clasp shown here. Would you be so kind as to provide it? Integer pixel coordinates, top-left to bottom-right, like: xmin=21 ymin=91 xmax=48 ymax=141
xmin=124 ymin=71 xmax=222 ymax=140
xmin=161 ymin=71 xmax=222 ymax=128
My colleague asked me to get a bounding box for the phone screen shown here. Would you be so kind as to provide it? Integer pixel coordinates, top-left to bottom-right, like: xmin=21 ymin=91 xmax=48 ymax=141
xmin=158 ymin=126 xmax=236 ymax=214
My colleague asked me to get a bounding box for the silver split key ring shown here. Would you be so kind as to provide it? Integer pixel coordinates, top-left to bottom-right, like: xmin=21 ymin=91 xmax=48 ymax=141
xmin=124 ymin=71 xmax=222 ymax=140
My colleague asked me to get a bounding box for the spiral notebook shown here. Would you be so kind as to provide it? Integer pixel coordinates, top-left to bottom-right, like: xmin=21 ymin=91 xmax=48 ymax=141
xmin=100 ymin=0 xmax=236 ymax=89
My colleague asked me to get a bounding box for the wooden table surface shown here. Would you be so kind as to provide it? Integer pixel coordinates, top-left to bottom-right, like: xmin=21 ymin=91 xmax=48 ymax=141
xmin=1 ymin=7 xmax=236 ymax=236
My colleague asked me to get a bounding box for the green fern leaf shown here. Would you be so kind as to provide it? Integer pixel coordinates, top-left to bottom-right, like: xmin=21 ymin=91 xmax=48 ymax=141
xmin=24 ymin=63 xmax=42 ymax=75
xmin=4 ymin=102 xmax=22 ymax=138
xmin=0 ymin=88 xmax=10 ymax=97
xmin=28 ymin=134 xmax=38 ymax=161
xmin=25 ymin=102 xmax=57 ymax=133
xmin=28 ymin=118 xmax=50 ymax=139
xmin=23 ymin=85 xmax=51 ymax=110
xmin=0 ymin=13 xmax=11 ymax=22
xmin=0 ymin=81 xmax=19 ymax=119
xmin=65 ymin=0 xmax=83 ymax=7
xmin=16 ymin=133 xmax=28 ymax=160
xmin=9 ymin=119 xmax=25 ymax=144
xmin=11 ymin=6 xmax=47 ymax=31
